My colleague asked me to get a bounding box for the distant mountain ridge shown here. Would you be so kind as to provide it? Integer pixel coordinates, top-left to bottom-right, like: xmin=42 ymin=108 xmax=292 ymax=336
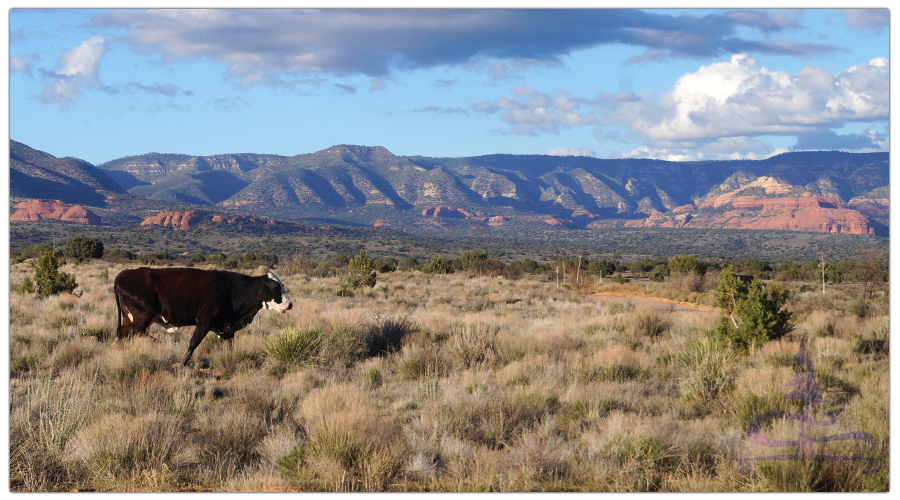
xmin=10 ymin=140 xmax=128 ymax=206
xmin=9 ymin=140 xmax=889 ymax=236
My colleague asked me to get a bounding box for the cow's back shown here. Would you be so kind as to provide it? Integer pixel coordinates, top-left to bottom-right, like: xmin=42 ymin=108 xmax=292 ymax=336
xmin=115 ymin=267 xmax=217 ymax=326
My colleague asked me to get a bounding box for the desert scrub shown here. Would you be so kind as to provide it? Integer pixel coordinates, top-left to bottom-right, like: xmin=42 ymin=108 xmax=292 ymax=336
xmin=398 ymin=343 xmax=449 ymax=380
xmin=66 ymin=411 xmax=188 ymax=488
xmin=450 ymin=321 xmax=499 ymax=369
xmin=632 ymin=312 xmax=669 ymax=338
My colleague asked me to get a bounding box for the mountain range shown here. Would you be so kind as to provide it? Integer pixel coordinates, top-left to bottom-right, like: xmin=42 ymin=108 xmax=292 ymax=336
xmin=9 ymin=140 xmax=890 ymax=237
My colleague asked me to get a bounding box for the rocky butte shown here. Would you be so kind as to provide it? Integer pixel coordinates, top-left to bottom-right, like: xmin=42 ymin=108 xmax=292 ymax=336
xmin=10 ymin=199 xmax=101 ymax=224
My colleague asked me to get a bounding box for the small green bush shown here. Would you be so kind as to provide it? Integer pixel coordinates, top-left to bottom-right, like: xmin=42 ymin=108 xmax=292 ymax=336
xmin=32 ymin=249 xmax=77 ymax=298
xmin=649 ymin=264 xmax=667 ymax=282
xmin=346 ymin=250 xmax=377 ymax=288
xmin=614 ymin=274 xmax=629 ymax=284
xmin=263 ymin=328 xmax=322 ymax=366
xmin=62 ymin=236 xmax=104 ymax=263
xmin=17 ymin=276 xmax=34 ymax=295
xmin=846 ymin=297 xmax=870 ymax=319
xmin=422 ymin=255 xmax=453 ymax=275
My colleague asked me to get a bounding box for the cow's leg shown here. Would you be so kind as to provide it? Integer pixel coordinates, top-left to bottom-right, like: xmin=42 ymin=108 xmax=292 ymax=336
xmin=183 ymin=323 xmax=212 ymax=366
xmin=117 ymin=306 xmax=135 ymax=340
xmin=131 ymin=313 xmax=155 ymax=338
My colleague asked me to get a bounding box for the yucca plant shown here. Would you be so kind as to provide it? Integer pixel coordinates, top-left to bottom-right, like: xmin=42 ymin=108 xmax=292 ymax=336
xmin=263 ymin=327 xmax=322 ymax=366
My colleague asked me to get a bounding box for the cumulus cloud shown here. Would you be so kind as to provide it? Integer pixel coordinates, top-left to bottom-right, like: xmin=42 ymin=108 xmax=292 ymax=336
xmin=90 ymin=9 xmax=840 ymax=85
xmin=606 ymin=54 xmax=888 ymax=148
xmin=40 ymin=36 xmax=106 ymax=108
xmin=544 ymin=147 xmax=597 ymax=157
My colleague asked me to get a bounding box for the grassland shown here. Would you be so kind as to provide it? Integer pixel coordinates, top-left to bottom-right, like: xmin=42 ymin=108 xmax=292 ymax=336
xmin=8 ymin=260 xmax=889 ymax=491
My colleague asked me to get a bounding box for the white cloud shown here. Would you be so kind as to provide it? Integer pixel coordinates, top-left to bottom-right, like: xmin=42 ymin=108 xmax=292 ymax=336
xmin=606 ymin=54 xmax=889 ymax=148
xmin=10 ymin=53 xmax=38 ymax=76
xmin=544 ymin=147 xmax=596 ymax=157
xmin=472 ymin=86 xmax=595 ymax=135
xmin=40 ymin=36 xmax=106 ymax=108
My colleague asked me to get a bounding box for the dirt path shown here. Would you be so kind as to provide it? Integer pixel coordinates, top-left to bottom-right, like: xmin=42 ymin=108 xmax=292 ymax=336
xmin=588 ymin=292 xmax=717 ymax=314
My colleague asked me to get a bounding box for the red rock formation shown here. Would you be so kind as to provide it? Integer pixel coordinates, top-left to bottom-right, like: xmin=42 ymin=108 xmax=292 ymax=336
xmin=672 ymin=204 xmax=696 ymax=214
xmin=725 ymin=195 xmax=840 ymax=211
xmin=141 ymin=211 xmax=208 ymax=231
xmin=544 ymin=217 xmax=572 ymax=227
xmin=589 ymin=204 xmax=877 ymax=236
xmin=488 ymin=215 xmax=510 ymax=227
xmin=422 ymin=206 xmax=483 ymax=218
xmin=10 ymin=199 xmax=101 ymax=224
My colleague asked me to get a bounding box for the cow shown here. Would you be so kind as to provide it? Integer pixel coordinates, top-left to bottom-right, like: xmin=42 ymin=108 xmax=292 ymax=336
xmin=114 ymin=267 xmax=292 ymax=365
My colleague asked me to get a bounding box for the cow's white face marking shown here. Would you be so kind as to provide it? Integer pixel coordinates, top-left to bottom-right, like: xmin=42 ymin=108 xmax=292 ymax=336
xmin=264 ymin=271 xmax=292 ymax=313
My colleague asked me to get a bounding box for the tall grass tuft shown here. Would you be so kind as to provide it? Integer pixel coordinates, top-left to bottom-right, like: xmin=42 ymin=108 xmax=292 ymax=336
xmin=678 ymin=337 xmax=736 ymax=412
xmin=450 ymin=321 xmax=499 ymax=369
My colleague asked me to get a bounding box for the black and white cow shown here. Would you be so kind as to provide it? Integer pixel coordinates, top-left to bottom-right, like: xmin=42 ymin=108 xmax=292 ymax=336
xmin=114 ymin=267 xmax=292 ymax=365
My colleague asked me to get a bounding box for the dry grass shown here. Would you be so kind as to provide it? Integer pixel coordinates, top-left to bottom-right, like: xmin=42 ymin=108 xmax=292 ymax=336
xmin=8 ymin=260 xmax=889 ymax=491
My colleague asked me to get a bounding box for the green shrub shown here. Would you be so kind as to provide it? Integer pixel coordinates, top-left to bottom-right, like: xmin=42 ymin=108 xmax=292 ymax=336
xmin=263 ymin=328 xmax=322 ymax=366
xmin=106 ymin=248 xmax=134 ymax=260
xmin=17 ymin=276 xmax=34 ymax=295
xmin=668 ymin=255 xmax=708 ymax=276
xmin=362 ymin=368 xmax=383 ymax=388
xmin=714 ymin=265 xmax=793 ymax=350
xmin=422 ymin=255 xmax=453 ymax=274
xmin=614 ymin=274 xmax=629 ymax=284
xmin=346 ymin=250 xmax=377 ymax=288
xmin=320 ymin=324 xmax=369 ymax=367
xmin=62 ymin=236 xmax=104 ymax=263
xmin=846 ymin=297 xmax=870 ymax=319
xmin=32 ymin=249 xmax=77 ymax=298
xmin=649 ymin=264 xmax=667 ymax=282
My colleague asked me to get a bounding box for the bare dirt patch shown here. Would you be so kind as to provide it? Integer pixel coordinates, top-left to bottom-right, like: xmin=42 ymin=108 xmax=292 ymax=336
xmin=589 ymin=292 xmax=717 ymax=314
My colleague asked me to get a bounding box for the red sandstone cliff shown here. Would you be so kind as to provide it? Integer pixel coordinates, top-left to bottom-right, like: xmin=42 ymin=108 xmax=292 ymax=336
xmin=590 ymin=195 xmax=879 ymax=236
xmin=141 ymin=211 xmax=208 ymax=231
xmin=10 ymin=199 xmax=101 ymax=224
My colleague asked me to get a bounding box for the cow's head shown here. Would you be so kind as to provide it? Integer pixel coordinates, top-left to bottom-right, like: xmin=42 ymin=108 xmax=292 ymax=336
xmin=263 ymin=271 xmax=293 ymax=313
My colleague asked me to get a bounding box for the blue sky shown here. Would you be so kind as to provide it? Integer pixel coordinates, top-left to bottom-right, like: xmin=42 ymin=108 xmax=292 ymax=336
xmin=7 ymin=6 xmax=890 ymax=165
